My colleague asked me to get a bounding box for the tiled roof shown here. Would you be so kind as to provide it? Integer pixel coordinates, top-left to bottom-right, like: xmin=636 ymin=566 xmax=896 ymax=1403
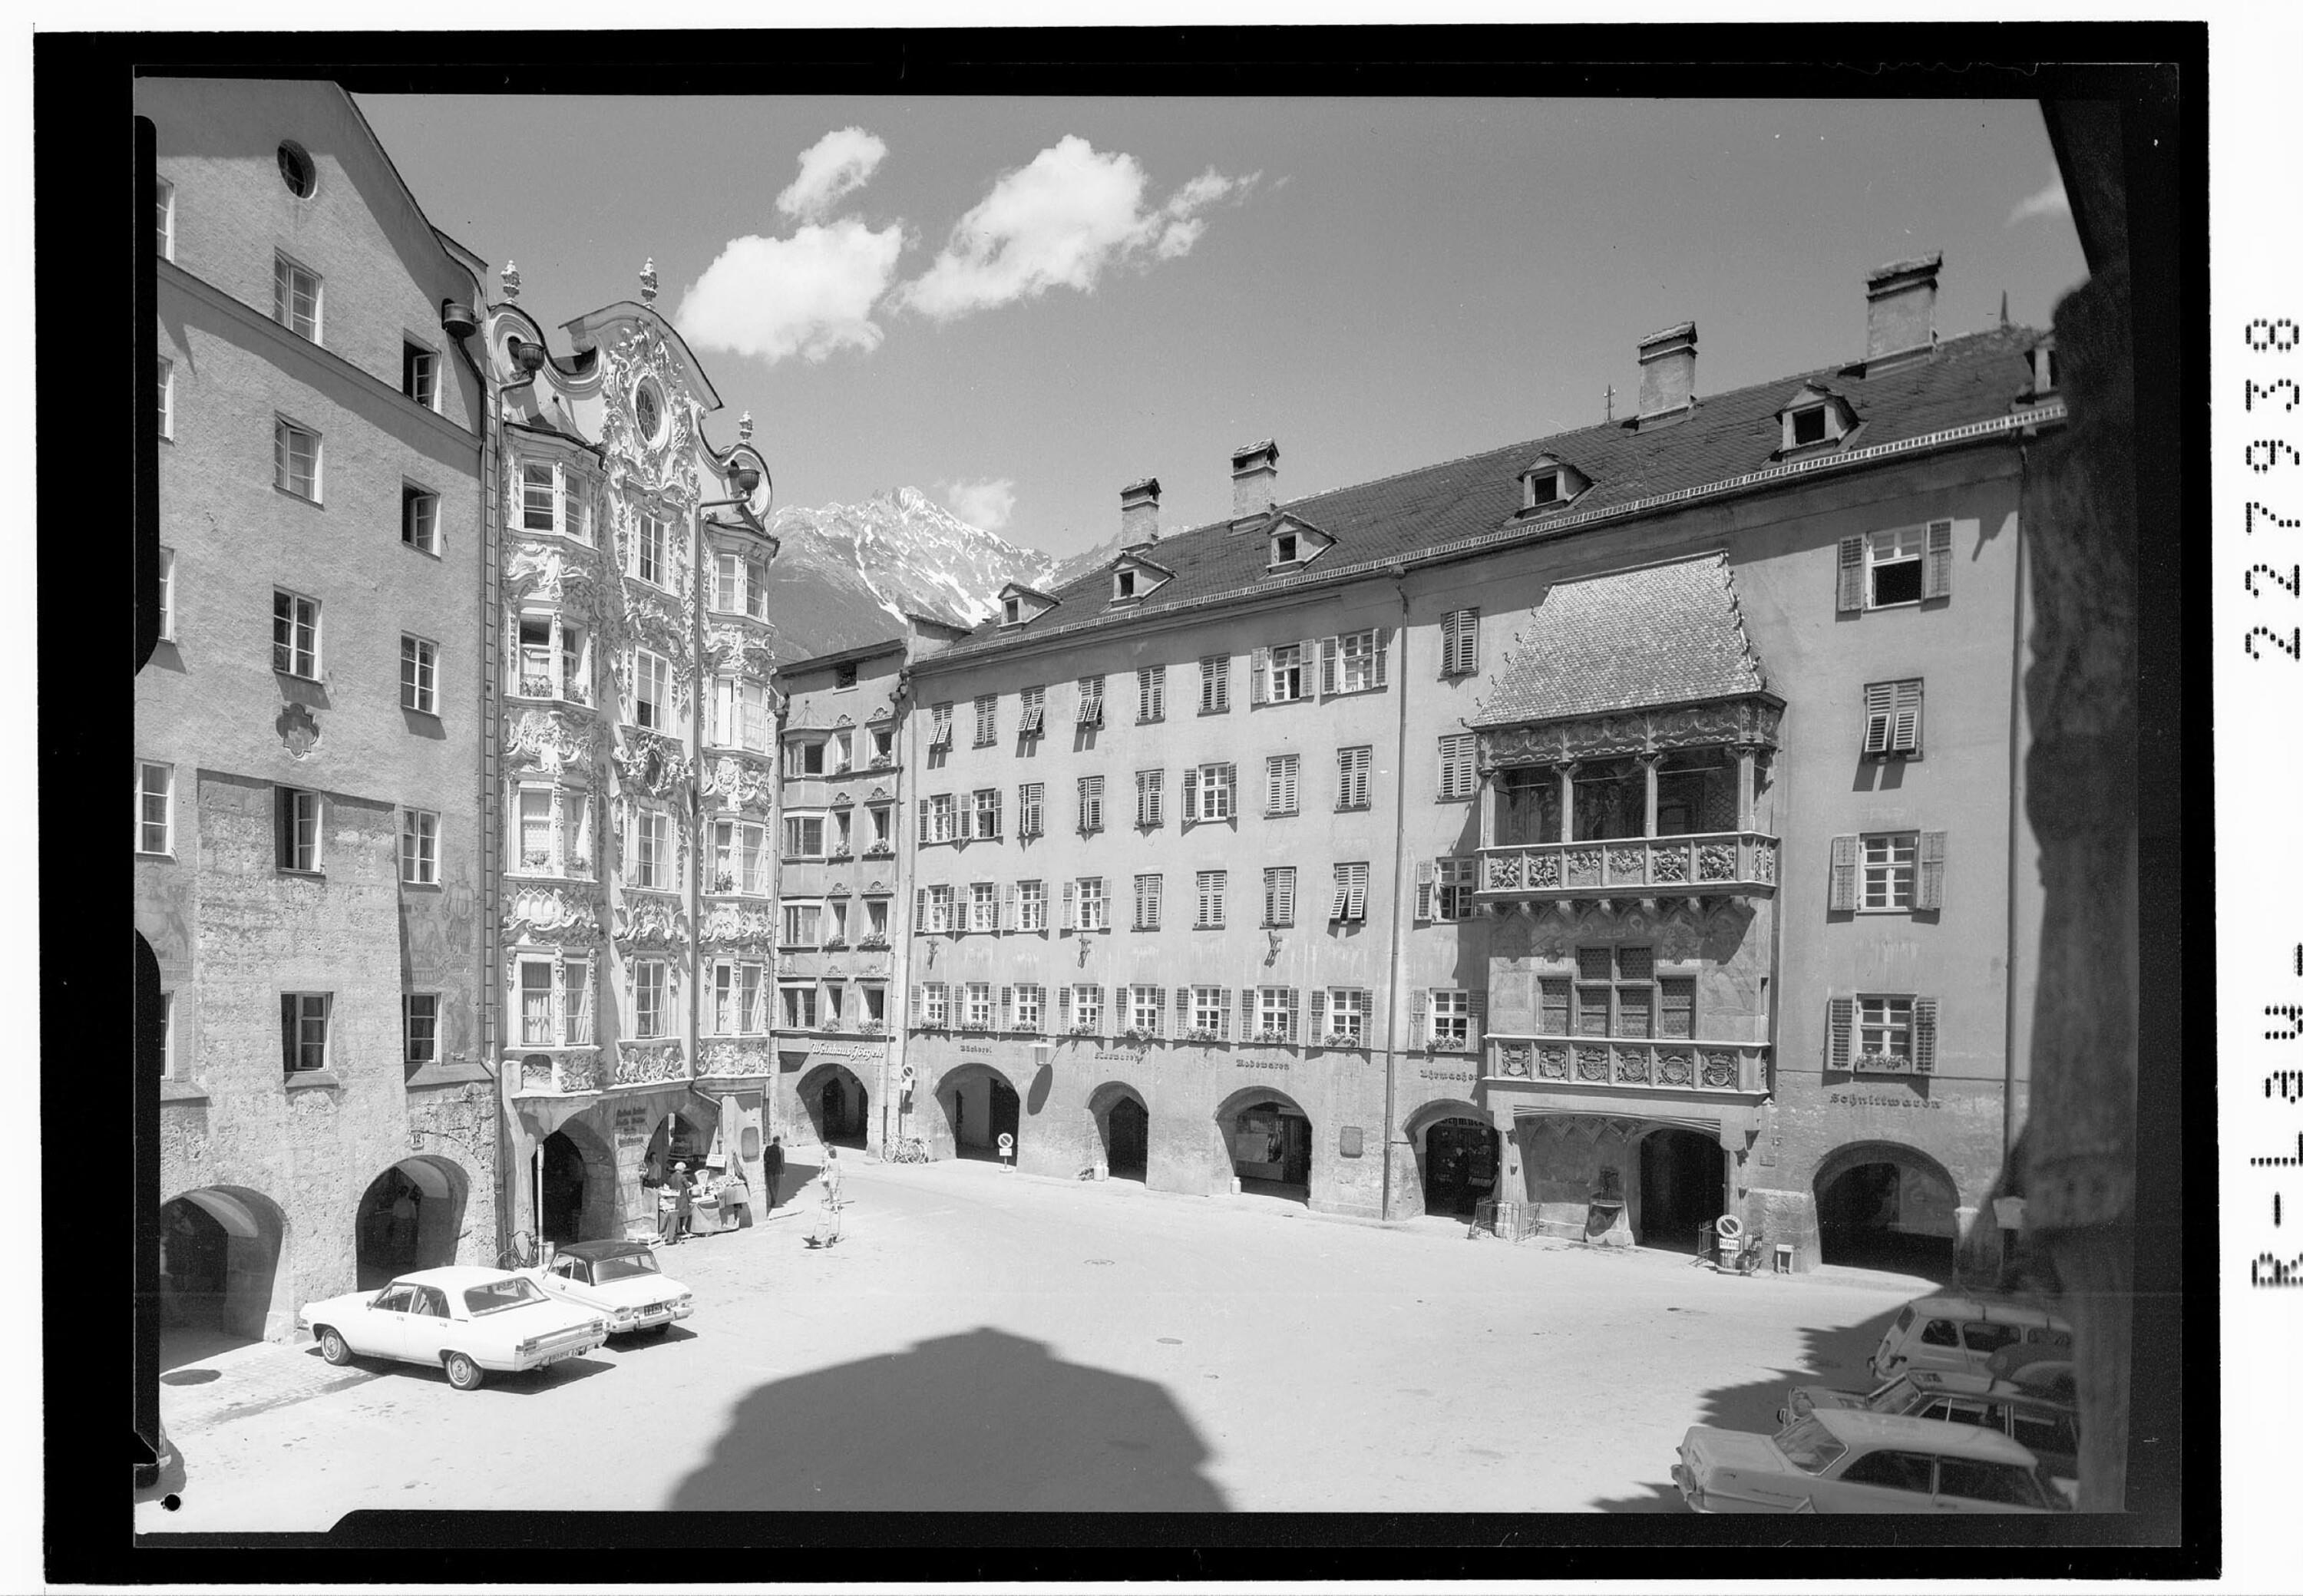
xmin=930 ymin=326 xmax=2047 ymax=665
xmin=1468 ymin=553 xmax=1767 ymax=729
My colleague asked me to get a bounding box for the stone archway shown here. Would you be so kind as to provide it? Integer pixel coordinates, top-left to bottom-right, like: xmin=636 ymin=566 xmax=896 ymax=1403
xmin=1085 ymin=1080 xmax=1149 ymax=1181
xmin=1629 ymin=1125 xmax=1729 ymax=1253
xmin=1404 ymin=1100 xmax=1498 ymax=1221
xmin=158 ymin=1185 xmax=291 ymax=1361
xmin=1811 ymin=1140 xmax=1962 ymax=1276
xmin=796 ymin=1062 xmax=871 ymax=1150
xmin=1211 ymin=1085 xmax=1312 ymax=1202
xmin=932 ymin=1062 xmax=1024 ymax=1162
xmin=353 ymin=1155 xmax=471 ymax=1288
xmin=540 ymin=1118 xmax=616 ymax=1246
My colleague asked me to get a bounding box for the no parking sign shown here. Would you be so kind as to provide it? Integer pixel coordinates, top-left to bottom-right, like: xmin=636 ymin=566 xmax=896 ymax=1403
xmin=998 ymin=1132 xmax=1015 ymax=1165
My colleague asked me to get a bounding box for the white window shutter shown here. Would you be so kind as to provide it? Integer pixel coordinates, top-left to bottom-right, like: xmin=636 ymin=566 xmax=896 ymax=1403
xmin=1310 ymin=988 xmax=1327 ymax=1037
xmin=1241 ymin=989 xmax=1257 ymax=1037
xmin=913 ymin=887 xmax=926 ymax=934
xmin=1250 ymin=646 xmax=1269 ymax=705
xmin=1181 ymin=766 xmax=1200 ymax=824
xmin=1373 ymin=628 xmax=1389 ymax=687
xmin=1892 ymin=680 xmax=1923 ymax=754
xmin=1468 ymin=990 xmax=1486 ymax=1051
xmin=1826 ymin=996 xmax=1853 ymax=1069
xmin=1059 ymin=985 xmax=1072 ymax=1028
xmin=1862 ymin=682 xmax=1894 ymax=754
xmin=1062 ymin=880 xmax=1076 ymax=931
xmin=1837 ymin=535 xmax=1867 ymax=613
xmin=1923 ymin=520 xmax=1954 ymax=600
xmin=1282 ymin=758 xmax=1297 ymax=813
xmin=1415 ymin=860 xmax=1435 ymax=921
xmin=990 ymin=789 xmax=1003 ymax=838
xmin=918 ymin=800 xmax=931 ymax=844
xmin=910 ymin=983 xmax=922 ymax=1025
xmin=1460 ymin=611 xmax=1479 ymax=675
xmin=1282 ymin=987 xmax=1299 ymax=1041
xmin=1221 ymin=764 xmax=1237 ymax=816
xmin=1410 ymin=989 xmax=1427 ymax=1042
xmin=1300 ymin=639 xmax=1320 ymax=696
xmin=1828 ymin=835 xmax=1860 ymax=911
xmin=1439 ymin=613 xmax=1457 ymax=677
xmin=1917 ymin=830 xmax=1948 ymax=910
xmin=1913 ymin=997 xmax=1938 ymax=1072
xmin=1319 ymin=636 xmax=1338 ymax=696
xmin=1003 ymin=884 xmax=1017 ymax=931
xmin=1175 ymin=986 xmax=1191 ymax=1029
xmin=957 ymin=801 xmax=973 ymax=841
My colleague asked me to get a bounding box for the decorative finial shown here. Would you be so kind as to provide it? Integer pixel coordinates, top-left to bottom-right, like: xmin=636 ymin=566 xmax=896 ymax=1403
xmin=738 ymin=411 xmax=754 ymax=443
xmin=500 ymin=260 xmax=520 ymax=300
xmin=639 ymin=258 xmax=659 ymax=304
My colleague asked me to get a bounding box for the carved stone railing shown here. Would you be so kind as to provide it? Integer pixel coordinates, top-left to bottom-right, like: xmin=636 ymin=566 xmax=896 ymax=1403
xmin=509 ymin=1047 xmax=603 ymax=1096
xmin=1486 ymin=1036 xmax=1768 ymax=1094
xmin=1478 ymin=830 xmax=1777 ymax=900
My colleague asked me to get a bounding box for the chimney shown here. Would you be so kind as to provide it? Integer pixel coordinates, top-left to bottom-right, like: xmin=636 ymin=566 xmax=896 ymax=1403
xmin=1120 ymin=477 xmax=1161 ymax=547
xmin=1636 ymin=322 xmax=1697 ymax=423
xmin=1865 ymin=251 xmax=1942 ymax=367
xmin=1231 ymin=439 xmax=1280 ymax=518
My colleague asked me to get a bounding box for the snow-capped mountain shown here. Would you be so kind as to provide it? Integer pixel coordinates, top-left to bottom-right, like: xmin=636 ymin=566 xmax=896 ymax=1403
xmin=764 ymin=487 xmax=1109 ymax=664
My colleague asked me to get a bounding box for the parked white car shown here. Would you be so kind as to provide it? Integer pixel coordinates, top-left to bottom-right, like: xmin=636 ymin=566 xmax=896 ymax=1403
xmin=523 ymin=1240 xmax=695 ymax=1337
xmin=297 ymin=1266 xmax=608 ymax=1391
xmin=1673 ymin=1408 xmax=2067 ymax=1514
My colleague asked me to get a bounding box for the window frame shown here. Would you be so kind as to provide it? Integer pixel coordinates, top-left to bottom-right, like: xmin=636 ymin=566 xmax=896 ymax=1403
xmin=1440 ymin=609 xmax=1480 ymax=677
xmin=1860 ymin=831 xmax=1919 ymax=912
xmin=783 ymin=810 xmax=828 ymax=860
xmin=404 ymin=993 xmax=440 ymax=1066
xmin=1194 ymin=869 xmax=1227 ymax=930
xmin=1076 ymin=876 xmax=1108 ymax=932
xmin=974 ymin=693 xmax=999 ymax=747
xmin=280 ymin=991 xmax=331 ymax=1074
xmin=155 ymin=177 xmax=174 ymax=259
xmin=630 ymin=807 xmax=671 ymax=891
xmin=399 ymin=634 xmax=440 ymax=715
xmin=137 ymin=759 xmax=174 ymax=856
xmin=400 ymin=808 xmax=440 ymax=885
xmin=1018 ymin=782 xmax=1046 ymax=838
xmin=1135 ymin=768 xmax=1165 ymax=830
xmin=273 ymin=252 xmax=322 ymax=342
xmin=630 ymin=958 xmax=669 ymax=1039
xmin=272 ymin=588 xmax=321 ymax=678
xmin=1137 ymin=666 xmax=1166 ymax=724
xmin=631 ymin=646 xmax=671 ymax=731
xmin=402 ymin=339 xmax=439 ymax=409
xmin=1184 ymin=761 xmax=1237 ymax=824
xmin=401 ymin=482 xmax=441 ymax=554
xmin=1078 ymin=775 xmax=1105 ymax=835
xmin=274 ymin=416 xmax=322 ymax=502
xmin=1264 ymin=753 xmax=1300 ymax=818
xmin=1862 ymin=679 xmax=1925 ymax=758
xmin=158 ymin=356 xmax=173 ymax=441
xmin=276 ymin=787 xmax=324 ymax=873
xmin=157 ymin=547 xmax=174 ymax=642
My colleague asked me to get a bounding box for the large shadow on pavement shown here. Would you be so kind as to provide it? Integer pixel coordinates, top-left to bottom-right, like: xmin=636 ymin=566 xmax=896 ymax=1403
xmin=667 ymin=1325 xmax=1229 ymax=1511
xmin=1588 ymin=1300 xmax=1904 ymax=1513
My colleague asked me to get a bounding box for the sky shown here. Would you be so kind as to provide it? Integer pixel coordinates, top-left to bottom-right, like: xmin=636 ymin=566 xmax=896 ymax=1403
xmin=355 ymin=94 xmax=2088 ymax=563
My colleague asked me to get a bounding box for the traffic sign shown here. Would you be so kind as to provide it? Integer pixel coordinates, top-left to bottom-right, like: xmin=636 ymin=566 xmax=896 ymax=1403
xmin=997 ymin=1132 xmax=1014 ymax=1152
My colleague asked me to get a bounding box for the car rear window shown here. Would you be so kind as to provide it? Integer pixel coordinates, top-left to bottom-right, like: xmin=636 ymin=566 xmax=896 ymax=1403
xmin=1962 ymin=1322 xmax=2022 ymax=1354
xmin=1841 ymin=1449 xmax=1935 ymax=1492
xmin=1937 ymin=1456 xmax=2050 ymax=1508
xmin=2011 ymin=1412 xmax=2080 ymax=1455
xmin=464 ymin=1277 xmax=550 ymax=1314
xmin=593 ymin=1252 xmax=662 ymax=1284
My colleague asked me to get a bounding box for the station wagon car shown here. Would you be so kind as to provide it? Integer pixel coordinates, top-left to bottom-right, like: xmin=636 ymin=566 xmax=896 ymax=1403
xmin=1673 ymin=1407 xmax=2067 ymax=1514
xmin=1778 ymin=1368 xmax=2080 ymax=1484
xmin=297 ymin=1265 xmax=608 ymax=1391
xmin=524 ymin=1240 xmax=695 ymax=1337
xmin=1869 ymin=1294 xmax=2073 ymax=1383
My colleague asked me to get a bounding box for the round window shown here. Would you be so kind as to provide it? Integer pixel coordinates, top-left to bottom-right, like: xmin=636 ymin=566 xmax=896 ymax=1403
xmin=634 ymin=381 xmax=664 ymax=445
xmin=277 ymin=140 xmax=316 ymax=198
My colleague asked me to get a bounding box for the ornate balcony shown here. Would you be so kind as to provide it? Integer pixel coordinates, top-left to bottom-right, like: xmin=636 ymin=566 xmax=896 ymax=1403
xmin=1487 ymin=1036 xmax=1768 ymax=1094
xmin=1478 ymin=830 xmax=1776 ymax=902
xmin=508 ymin=1047 xmax=603 ymax=1096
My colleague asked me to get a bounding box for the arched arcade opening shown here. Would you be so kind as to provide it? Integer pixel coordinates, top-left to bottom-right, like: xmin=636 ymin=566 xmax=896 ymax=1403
xmin=539 ymin=1119 xmax=617 ymax=1246
xmin=1086 ymin=1082 xmax=1149 ymax=1181
xmin=158 ymin=1185 xmax=289 ymax=1362
xmin=354 ymin=1156 xmax=471 ymax=1287
xmin=936 ymin=1063 xmax=1022 ymax=1162
xmin=1215 ymin=1088 xmax=1311 ymax=1202
xmin=1633 ymin=1125 xmax=1728 ymax=1253
xmin=803 ymin=1066 xmax=870 ymax=1149
xmin=1812 ymin=1142 xmax=1961 ymax=1277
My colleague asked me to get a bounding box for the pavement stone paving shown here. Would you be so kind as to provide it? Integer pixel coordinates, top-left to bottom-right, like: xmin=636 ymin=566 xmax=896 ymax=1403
xmin=135 ymin=1152 xmax=1943 ymax=1528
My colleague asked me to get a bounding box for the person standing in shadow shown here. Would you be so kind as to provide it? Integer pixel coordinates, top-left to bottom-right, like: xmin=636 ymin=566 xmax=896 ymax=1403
xmin=761 ymin=1136 xmax=787 ymax=1218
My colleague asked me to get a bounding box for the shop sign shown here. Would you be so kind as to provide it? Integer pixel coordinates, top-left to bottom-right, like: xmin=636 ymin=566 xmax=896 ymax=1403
xmin=960 ymin=1043 xmax=994 ymax=1056
xmin=1234 ymin=1052 xmax=1289 ymax=1070
xmin=1829 ymin=1092 xmax=1942 ymax=1111
xmin=1419 ymin=1068 xmax=1475 ymax=1083
xmin=1095 ymin=1050 xmax=1147 ymax=1064
xmin=613 ymin=1103 xmax=650 ymax=1143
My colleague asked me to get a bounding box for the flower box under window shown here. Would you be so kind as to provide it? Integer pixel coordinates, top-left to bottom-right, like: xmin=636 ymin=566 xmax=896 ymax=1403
xmin=1252 ymin=1029 xmax=1290 ymax=1046
xmin=1067 ymin=1023 xmax=1100 ymax=1037
xmin=1852 ymin=1052 xmax=1914 ymax=1074
xmin=711 ymin=874 xmax=737 ymax=894
xmin=821 ymin=935 xmax=848 ymax=950
xmin=1320 ymin=1032 xmax=1365 ymax=1050
xmin=522 ymin=849 xmax=553 ymax=870
xmin=1182 ymin=1026 xmax=1224 ymax=1044
xmin=857 ymin=1020 xmax=886 ymax=1036
xmin=828 ymin=848 xmax=854 ymax=861
xmin=520 ymin=676 xmax=555 ymax=699
xmin=857 ymin=933 xmax=890 ymax=950
xmin=864 ymin=841 xmax=894 ymax=857
xmin=1428 ymin=1036 xmax=1470 ymax=1054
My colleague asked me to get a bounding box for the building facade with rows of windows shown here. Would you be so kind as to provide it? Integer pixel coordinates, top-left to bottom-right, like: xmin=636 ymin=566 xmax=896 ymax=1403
xmin=768 ymin=617 xmax=971 ymax=1155
xmin=904 ymin=258 xmax=2059 ymax=1267
xmin=138 ymin=78 xmax=501 ymax=1340
xmin=484 ymin=261 xmax=778 ymax=1252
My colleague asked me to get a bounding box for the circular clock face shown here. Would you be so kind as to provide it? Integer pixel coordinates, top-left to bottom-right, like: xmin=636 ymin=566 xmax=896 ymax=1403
xmin=634 ymin=382 xmax=664 ymax=445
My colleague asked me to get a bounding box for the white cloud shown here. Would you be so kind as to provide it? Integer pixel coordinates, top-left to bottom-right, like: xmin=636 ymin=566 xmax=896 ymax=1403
xmin=895 ymin=136 xmax=1257 ymax=321
xmin=674 ymin=217 xmax=906 ymax=365
xmin=943 ymin=477 xmax=1017 ymax=532
xmin=2007 ymin=177 xmax=2070 ymax=226
xmin=777 ymin=127 xmax=889 ymax=221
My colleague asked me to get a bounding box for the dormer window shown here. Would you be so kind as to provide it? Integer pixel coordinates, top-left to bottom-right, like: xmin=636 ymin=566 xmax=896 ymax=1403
xmin=1104 ymin=560 xmax=1171 ymax=606
xmin=1263 ymin=516 xmax=1333 ymax=571
xmin=1775 ymin=385 xmax=1857 ymax=457
xmin=996 ymin=581 xmax=1057 ymax=629
xmin=1113 ymin=569 xmax=1138 ymax=603
xmin=1274 ymin=531 xmax=1300 ymax=564
xmin=1003 ymin=596 xmax=1023 ymax=626
xmin=1516 ymin=456 xmax=1588 ymax=515
xmin=2030 ymin=340 xmax=2058 ymax=395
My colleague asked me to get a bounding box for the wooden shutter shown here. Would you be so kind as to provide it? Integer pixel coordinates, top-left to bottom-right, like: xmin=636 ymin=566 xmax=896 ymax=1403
xmin=1181 ymin=766 xmax=1200 ymax=824
xmin=1409 ymin=990 xmax=1428 ymax=1045
xmin=1373 ymin=628 xmax=1389 ymax=687
xmin=914 ymin=887 xmax=927 ymax=933
xmin=1892 ymin=680 xmax=1923 ymax=755
xmin=1415 ymin=860 xmax=1435 ymax=921
xmin=1468 ymin=991 xmax=1486 ymax=1052
xmin=1439 ymin=612 xmax=1457 ymax=677
xmin=1922 ymin=519 xmax=1954 ymax=600
xmin=1862 ymin=682 xmax=1895 ymax=754
xmin=1175 ymin=986 xmax=1191 ymax=1029
xmin=1280 ymin=757 xmax=1297 ymax=813
xmin=1221 ymin=764 xmax=1237 ymax=817
xmin=1826 ymin=996 xmax=1854 ymax=1069
xmin=1913 ymin=998 xmax=1938 ymax=1072
xmin=1299 ymin=639 xmax=1320 ymax=698
xmin=1003 ymin=884 xmax=1017 ymax=931
xmin=1319 ymin=636 xmax=1339 ymax=696
xmin=1828 ymin=835 xmax=1861 ymax=911
xmin=1837 ymin=534 xmax=1867 ymax=613
xmin=957 ymin=799 xmax=973 ymax=841
xmin=1275 ymin=867 xmax=1295 ymax=925
xmin=1460 ymin=611 xmax=1479 ymax=675
xmin=910 ymin=982 xmax=923 ymax=1025
xmin=1310 ymin=988 xmax=1327 ymax=1038
xmin=1250 ymin=646 xmax=1269 ymax=705
xmin=1218 ymin=990 xmax=1232 ymax=1040
xmin=1917 ymin=830 xmax=1948 ymax=910
xmin=1241 ymin=989 xmax=1257 ymax=1037
xmin=1059 ymin=985 xmax=1072 ymax=1028
xmin=1282 ymin=988 xmax=1299 ymax=1041
xmin=1000 ymin=985 xmax=1015 ymax=1029
xmin=1062 ymin=880 xmax=1076 ymax=931
xmin=918 ymin=800 xmax=932 ymax=844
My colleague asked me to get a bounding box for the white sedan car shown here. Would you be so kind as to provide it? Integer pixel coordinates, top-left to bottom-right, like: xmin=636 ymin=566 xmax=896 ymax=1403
xmin=523 ymin=1240 xmax=695 ymax=1337
xmin=1673 ymin=1408 xmax=2067 ymax=1514
xmin=297 ymin=1266 xmax=609 ymax=1391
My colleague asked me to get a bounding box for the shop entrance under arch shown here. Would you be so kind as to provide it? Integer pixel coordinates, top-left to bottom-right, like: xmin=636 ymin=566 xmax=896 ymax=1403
xmin=540 ymin=1122 xmax=616 ymax=1246
xmin=937 ymin=1065 xmax=1022 ymax=1162
xmin=1420 ymin=1115 xmax=1499 ymax=1219
xmin=355 ymin=1157 xmax=470 ymax=1288
xmin=1087 ymin=1083 xmax=1148 ymax=1181
xmin=816 ymin=1069 xmax=870 ymax=1149
xmin=1223 ymin=1095 xmax=1310 ymax=1201
xmin=1814 ymin=1144 xmax=1960 ymax=1276
xmin=158 ymin=1185 xmax=287 ymax=1365
xmin=1634 ymin=1126 xmax=1727 ymax=1253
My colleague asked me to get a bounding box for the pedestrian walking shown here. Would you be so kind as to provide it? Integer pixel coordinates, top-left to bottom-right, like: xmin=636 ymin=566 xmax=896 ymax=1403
xmin=806 ymin=1147 xmax=845 ymax=1249
xmin=711 ymin=1156 xmax=750 ymax=1230
xmin=658 ymin=1161 xmax=692 ymax=1247
xmin=761 ymin=1136 xmax=786 ymax=1216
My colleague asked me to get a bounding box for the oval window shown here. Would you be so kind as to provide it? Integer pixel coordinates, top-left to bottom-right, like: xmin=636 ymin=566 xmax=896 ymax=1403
xmin=634 ymin=382 xmax=663 ymax=445
xmin=277 ymin=140 xmax=316 ymax=198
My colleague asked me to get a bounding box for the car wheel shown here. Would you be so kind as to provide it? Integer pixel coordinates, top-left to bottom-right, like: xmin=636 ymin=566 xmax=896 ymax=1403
xmin=443 ymin=1351 xmax=484 ymax=1391
xmin=317 ymin=1327 xmax=352 ymax=1366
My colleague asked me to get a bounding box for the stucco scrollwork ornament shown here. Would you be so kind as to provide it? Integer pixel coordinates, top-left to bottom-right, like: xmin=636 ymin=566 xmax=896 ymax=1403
xmin=699 ymin=755 xmax=772 ymax=814
xmin=276 ymin=701 xmax=321 ymax=759
xmin=506 ymin=885 xmax=604 ymax=943
xmin=701 ymin=901 xmax=776 ymax=948
xmin=507 ymin=709 xmax=592 ymax=775
xmin=701 ymin=1041 xmax=742 ymax=1075
xmin=615 ymin=730 xmax=693 ymax=798
xmin=504 ymin=542 xmax=598 ymax=606
xmin=614 ymin=894 xmax=689 ymax=950
xmin=615 ymin=1041 xmax=686 ymax=1085
xmin=600 ymin=325 xmax=700 ymax=504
